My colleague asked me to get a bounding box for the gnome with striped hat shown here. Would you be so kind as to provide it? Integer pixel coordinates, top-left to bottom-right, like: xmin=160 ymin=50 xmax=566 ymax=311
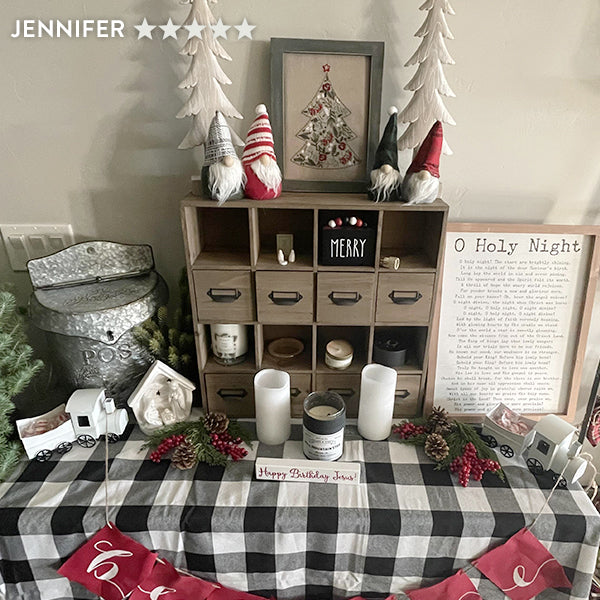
xmin=202 ymin=111 xmax=245 ymax=206
xmin=242 ymin=104 xmax=282 ymax=200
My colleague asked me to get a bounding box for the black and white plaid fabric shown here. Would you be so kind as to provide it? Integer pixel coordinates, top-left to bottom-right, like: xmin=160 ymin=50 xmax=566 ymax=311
xmin=0 ymin=423 xmax=598 ymax=600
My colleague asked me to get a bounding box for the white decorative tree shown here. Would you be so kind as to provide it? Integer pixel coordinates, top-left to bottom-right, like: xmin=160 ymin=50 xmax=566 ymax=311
xmin=398 ymin=0 xmax=456 ymax=155
xmin=177 ymin=0 xmax=243 ymax=149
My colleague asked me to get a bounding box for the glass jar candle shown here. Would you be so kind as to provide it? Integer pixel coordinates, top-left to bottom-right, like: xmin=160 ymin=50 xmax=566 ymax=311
xmin=210 ymin=324 xmax=248 ymax=366
xmin=303 ymin=391 xmax=346 ymax=461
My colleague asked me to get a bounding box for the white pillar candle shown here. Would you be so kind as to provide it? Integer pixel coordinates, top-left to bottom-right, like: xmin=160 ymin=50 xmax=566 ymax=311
xmin=254 ymin=369 xmax=291 ymax=445
xmin=357 ymin=363 xmax=398 ymax=441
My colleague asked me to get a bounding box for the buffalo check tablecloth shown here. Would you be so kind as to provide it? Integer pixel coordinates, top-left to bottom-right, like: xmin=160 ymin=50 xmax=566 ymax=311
xmin=0 ymin=422 xmax=599 ymax=600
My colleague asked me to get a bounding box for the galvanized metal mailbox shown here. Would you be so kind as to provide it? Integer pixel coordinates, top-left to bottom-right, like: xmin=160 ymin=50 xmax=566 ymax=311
xmin=27 ymin=241 xmax=168 ymax=402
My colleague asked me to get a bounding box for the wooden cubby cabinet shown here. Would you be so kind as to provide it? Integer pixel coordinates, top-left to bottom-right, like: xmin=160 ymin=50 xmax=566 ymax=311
xmin=181 ymin=192 xmax=448 ymax=419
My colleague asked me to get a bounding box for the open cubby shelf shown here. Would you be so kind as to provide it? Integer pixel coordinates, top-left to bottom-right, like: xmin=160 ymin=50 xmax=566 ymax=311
xmin=182 ymin=192 xmax=448 ymax=419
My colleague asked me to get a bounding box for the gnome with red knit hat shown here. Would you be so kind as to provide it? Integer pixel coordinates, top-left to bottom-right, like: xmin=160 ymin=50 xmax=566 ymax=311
xmin=242 ymin=104 xmax=282 ymax=200
xmin=402 ymin=121 xmax=443 ymax=205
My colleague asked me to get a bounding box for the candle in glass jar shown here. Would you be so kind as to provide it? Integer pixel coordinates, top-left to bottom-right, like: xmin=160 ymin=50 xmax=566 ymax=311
xmin=303 ymin=391 xmax=345 ymax=461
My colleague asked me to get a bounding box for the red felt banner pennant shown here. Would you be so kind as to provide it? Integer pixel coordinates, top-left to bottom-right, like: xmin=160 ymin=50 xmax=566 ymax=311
xmin=406 ymin=570 xmax=481 ymax=600
xmin=58 ymin=523 xmax=157 ymax=600
xmin=472 ymin=527 xmax=572 ymax=600
xmin=130 ymin=558 xmax=219 ymax=599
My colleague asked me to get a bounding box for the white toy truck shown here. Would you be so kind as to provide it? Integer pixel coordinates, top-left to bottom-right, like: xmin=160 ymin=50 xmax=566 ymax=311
xmin=16 ymin=388 xmax=128 ymax=462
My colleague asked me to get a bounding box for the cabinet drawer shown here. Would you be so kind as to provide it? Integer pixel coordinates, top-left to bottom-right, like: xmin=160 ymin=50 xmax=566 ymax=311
xmin=256 ymin=271 xmax=313 ymax=324
xmin=393 ymin=375 xmax=422 ymax=418
xmin=376 ymin=273 xmax=434 ymax=323
xmin=205 ymin=374 xmax=255 ymax=417
xmin=290 ymin=373 xmax=312 ymax=418
xmin=193 ymin=270 xmax=254 ymax=322
xmin=315 ymin=373 xmax=361 ymax=418
xmin=317 ymin=273 xmax=374 ymax=324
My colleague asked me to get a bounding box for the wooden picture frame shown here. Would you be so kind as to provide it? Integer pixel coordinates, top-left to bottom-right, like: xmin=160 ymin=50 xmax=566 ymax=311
xmin=425 ymin=223 xmax=600 ymax=422
xmin=270 ymin=38 xmax=384 ymax=193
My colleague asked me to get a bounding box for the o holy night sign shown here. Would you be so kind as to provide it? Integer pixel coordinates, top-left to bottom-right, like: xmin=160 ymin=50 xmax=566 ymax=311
xmin=432 ymin=227 xmax=594 ymax=417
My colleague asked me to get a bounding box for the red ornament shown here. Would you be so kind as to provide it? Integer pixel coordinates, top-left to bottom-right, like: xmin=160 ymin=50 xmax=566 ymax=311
xmin=322 ymin=83 xmax=331 ymax=92
xmin=335 ymin=217 xmax=343 ymax=227
xmin=319 ymin=153 xmax=327 ymax=162
xmin=356 ymin=218 xmax=363 ymax=227
xmin=338 ymin=142 xmax=346 ymax=150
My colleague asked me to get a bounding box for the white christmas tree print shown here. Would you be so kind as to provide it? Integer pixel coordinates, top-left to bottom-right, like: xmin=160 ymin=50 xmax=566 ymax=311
xmin=292 ymin=64 xmax=360 ymax=169
xmin=177 ymin=0 xmax=243 ymax=149
xmin=398 ymin=0 xmax=456 ymax=155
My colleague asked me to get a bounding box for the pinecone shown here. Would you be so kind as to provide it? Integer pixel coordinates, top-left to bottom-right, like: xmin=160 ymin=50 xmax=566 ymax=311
xmin=427 ymin=406 xmax=452 ymax=434
xmin=171 ymin=439 xmax=198 ymax=470
xmin=204 ymin=412 xmax=229 ymax=434
xmin=424 ymin=433 xmax=450 ymax=462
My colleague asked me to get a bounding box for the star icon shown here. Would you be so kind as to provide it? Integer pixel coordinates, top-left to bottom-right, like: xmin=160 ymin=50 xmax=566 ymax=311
xmin=159 ymin=18 xmax=180 ymax=40
xmin=234 ymin=18 xmax=255 ymax=40
xmin=184 ymin=18 xmax=205 ymax=40
xmin=134 ymin=18 xmax=156 ymax=40
xmin=211 ymin=18 xmax=230 ymax=40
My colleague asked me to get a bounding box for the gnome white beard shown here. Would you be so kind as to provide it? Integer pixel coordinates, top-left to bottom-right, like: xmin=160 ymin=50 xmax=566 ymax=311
xmin=369 ymin=168 xmax=402 ymax=202
xmin=208 ymin=157 xmax=246 ymax=206
xmin=250 ymin=158 xmax=282 ymax=192
xmin=402 ymin=170 xmax=439 ymax=205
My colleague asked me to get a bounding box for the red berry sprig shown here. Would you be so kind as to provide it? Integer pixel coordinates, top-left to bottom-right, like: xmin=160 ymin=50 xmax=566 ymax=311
xmin=149 ymin=434 xmax=186 ymax=463
xmin=449 ymin=442 xmax=501 ymax=487
xmin=393 ymin=422 xmax=427 ymax=439
xmin=210 ymin=432 xmax=248 ymax=461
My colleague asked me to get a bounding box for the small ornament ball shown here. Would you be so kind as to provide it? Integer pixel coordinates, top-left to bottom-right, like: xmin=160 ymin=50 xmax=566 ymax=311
xmin=335 ymin=217 xmax=343 ymax=227
xmin=328 ymin=219 xmax=336 ymax=228
xmin=349 ymin=216 xmax=357 ymax=226
xmin=356 ymin=218 xmax=363 ymax=227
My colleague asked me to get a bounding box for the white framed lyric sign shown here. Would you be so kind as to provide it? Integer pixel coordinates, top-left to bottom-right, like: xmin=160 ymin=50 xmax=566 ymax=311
xmin=426 ymin=223 xmax=600 ymax=421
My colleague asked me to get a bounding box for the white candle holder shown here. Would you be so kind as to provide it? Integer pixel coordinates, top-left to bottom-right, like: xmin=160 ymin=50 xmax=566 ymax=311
xmin=357 ymin=363 xmax=398 ymax=441
xmin=254 ymin=369 xmax=291 ymax=445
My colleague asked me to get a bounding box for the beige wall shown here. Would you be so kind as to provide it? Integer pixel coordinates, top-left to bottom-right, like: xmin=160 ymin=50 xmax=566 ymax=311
xmin=2 ymin=0 xmax=600 ymax=435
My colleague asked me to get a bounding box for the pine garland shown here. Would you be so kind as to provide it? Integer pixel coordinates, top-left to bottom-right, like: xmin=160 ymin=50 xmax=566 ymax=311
xmin=0 ymin=290 xmax=44 ymax=481
xmin=143 ymin=415 xmax=252 ymax=468
xmin=394 ymin=407 xmax=504 ymax=486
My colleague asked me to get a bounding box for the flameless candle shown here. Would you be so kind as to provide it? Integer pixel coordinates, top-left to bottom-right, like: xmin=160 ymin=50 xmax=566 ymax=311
xmin=357 ymin=363 xmax=398 ymax=440
xmin=303 ymin=391 xmax=346 ymax=461
xmin=254 ymin=369 xmax=291 ymax=445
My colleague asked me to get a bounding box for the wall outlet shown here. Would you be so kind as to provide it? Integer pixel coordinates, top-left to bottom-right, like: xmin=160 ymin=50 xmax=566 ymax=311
xmin=0 ymin=224 xmax=75 ymax=271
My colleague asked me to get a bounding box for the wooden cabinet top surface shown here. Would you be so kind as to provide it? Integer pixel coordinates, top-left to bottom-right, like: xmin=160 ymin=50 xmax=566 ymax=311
xmin=182 ymin=192 xmax=448 ymax=212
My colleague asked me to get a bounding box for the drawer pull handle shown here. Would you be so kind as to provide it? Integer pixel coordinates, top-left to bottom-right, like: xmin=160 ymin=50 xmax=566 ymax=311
xmin=389 ymin=290 xmax=422 ymax=305
xmin=327 ymin=387 xmax=356 ymax=399
xmin=328 ymin=291 xmax=362 ymax=306
xmin=207 ymin=288 xmax=242 ymax=303
xmin=290 ymin=387 xmax=302 ymax=398
xmin=216 ymin=388 xmax=248 ymax=400
xmin=395 ymin=389 xmax=411 ymax=400
xmin=268 ymin=291 xmax=303 ymax=306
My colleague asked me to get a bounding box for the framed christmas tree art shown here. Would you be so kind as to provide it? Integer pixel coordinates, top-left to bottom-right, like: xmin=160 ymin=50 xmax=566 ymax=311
xmin=270 ymin=38 xmax=384 ymax=192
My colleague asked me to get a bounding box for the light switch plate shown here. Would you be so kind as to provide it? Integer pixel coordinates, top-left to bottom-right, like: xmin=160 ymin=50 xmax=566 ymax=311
xmin=1 ymin=224 xmax=75 ymax=271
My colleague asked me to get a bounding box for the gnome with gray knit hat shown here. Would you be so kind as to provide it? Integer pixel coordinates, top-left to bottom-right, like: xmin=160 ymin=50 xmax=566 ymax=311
xmin=201 ymin=111 xmax=245 ymax=205
xmin=369 ymin=106 xmax=402 ymax=202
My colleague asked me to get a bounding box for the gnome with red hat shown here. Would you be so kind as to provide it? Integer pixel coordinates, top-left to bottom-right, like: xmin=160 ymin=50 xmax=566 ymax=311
xmin=242 ymin=104 xmax=282 ymax=200
xmin=402 ymin=121 xmax=443 ymax=205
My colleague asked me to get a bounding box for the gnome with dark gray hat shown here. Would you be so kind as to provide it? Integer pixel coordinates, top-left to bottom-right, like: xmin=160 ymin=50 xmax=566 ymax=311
xmin=201 ymin=111 xmax=246 ymax=206
xmin=368 ymin=106 xmax=402 ymax=202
